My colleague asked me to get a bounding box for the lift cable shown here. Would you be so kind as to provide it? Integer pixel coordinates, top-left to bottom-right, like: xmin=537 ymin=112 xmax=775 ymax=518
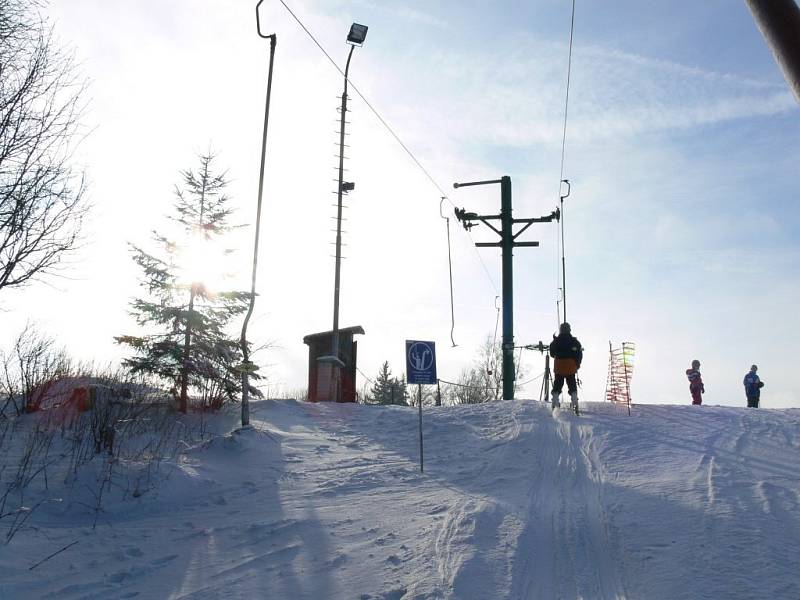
xmin=276 ymin=0 xmax=500 ymax=300
xmin=559 ymin=179 xmax=570 ymax=323
xmin=356 ymin=366 xmax=375 ymax=386
xmin=517 ymin=371 xmax=545 ymax=387
xmin=556 ymin=0 xmax=576 ymax=326
xmin=440 ymin=198 xmax=458 ymax=347
xmin=559 ymin=0 xmax=576 ymax=190
xmin=488 ymin=295 xmax=501 ymax=375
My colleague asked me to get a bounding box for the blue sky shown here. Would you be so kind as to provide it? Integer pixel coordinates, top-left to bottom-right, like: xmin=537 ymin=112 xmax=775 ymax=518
xmin=1 ymin=0 xmax=798 ymax=407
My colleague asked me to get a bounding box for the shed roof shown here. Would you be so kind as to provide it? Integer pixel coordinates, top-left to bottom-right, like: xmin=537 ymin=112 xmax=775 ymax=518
xmin=303 ymin=325 xmax=365 ymax=345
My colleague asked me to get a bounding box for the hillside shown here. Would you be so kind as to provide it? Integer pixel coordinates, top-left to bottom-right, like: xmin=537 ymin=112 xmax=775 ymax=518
xmin=2 ymin=399 xmax=799 ymax=599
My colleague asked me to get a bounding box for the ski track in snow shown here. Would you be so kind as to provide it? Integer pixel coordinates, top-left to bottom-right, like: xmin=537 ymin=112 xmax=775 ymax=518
xmin=502 ymin=407 xmax=627 ymax=600
xmin=1 ymin=400 xmax=799 ymax=599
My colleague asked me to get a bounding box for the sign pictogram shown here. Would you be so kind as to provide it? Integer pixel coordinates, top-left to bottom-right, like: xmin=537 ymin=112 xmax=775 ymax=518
xmin=406 ymin=340 xmax=437 ymax=385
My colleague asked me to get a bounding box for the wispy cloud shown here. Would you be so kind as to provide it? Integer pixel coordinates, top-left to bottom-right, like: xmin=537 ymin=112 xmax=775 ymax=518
xmin=568 ymin=44 xmax=797 ymax=140
xmin=351 ymin=1 xmax=451 ymax=29
xmin=588 ymin=45 xmax=787 ymax=91
xmin=373 ymin=35 xmax=797 ymax=150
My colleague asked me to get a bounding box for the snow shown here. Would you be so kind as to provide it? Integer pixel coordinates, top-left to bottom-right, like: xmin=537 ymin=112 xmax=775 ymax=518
xmin=1 ymin=399 xmax=799 ymax=599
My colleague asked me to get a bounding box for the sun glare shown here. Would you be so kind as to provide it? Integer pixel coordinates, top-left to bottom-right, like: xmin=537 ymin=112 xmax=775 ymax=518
xmin=177 ymin=234 xmax=235 ymax=292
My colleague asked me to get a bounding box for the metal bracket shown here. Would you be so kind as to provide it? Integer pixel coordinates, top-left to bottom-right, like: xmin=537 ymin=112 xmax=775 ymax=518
xmin=524 ymin=341 xmax=550 ymax=353
xmin=256 ymin=1 xmax=277 ymax=42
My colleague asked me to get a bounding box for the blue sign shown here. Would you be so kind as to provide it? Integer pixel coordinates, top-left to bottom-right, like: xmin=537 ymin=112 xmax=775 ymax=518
xmin=406 ymin=340 xmax=437 ymax=385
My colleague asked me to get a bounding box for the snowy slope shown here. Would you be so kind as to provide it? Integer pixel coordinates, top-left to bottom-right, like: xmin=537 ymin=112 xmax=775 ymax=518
xmin=2 ymin=399 xmax=799 ymax=599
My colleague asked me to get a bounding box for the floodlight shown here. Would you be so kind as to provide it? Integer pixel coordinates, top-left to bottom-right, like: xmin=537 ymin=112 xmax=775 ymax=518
xmin=347 ymin=23 xmax=368 ymax=45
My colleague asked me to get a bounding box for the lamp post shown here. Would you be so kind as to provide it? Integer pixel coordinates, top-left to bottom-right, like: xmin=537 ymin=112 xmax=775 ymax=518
xmin=326 ymin=22 xmax=368 ymax=401
xmin=239 ymin=1 xmax=276 ymax=427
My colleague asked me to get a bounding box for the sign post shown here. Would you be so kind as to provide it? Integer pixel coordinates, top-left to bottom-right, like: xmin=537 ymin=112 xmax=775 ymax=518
xmin=417 ymin=384 xmax=423 ymax=472
xmin=406 ymin=340 xmax=437 ymax=473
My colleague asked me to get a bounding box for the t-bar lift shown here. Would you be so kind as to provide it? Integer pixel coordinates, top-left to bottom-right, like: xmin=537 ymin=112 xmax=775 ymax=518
xmin=453 ymin=175 xmax=559 ymax=400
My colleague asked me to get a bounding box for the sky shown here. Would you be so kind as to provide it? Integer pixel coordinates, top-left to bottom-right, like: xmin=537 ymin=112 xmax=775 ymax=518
xmin=1 ymin=0 xmax=798 ymax=407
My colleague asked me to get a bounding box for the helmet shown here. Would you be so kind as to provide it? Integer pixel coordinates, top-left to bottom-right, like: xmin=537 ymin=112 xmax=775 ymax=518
xmin=559 ymin=322 xmax=571 ymax=334
xmin=691 ymin=359 xmax=700 ymax=368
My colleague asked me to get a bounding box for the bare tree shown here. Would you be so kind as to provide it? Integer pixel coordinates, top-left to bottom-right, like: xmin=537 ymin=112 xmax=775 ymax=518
xmin=447 ymin=368 xmax=487 ymax=405
xmin=0 ymin=0 xmax=89 ymax=292
xmin=446 ymin=336 xmax=527 ymax=405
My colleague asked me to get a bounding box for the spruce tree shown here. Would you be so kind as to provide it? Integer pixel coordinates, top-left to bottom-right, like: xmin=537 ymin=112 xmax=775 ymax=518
xmin=115 ymin=154 xmax=251 ymax=412
xmin=369 ymin=361 xmax=409 ymax=405
xmin=391 ymin=374 xmax=410 ymax=406
xmin=370 ymin=361 xmax=392 ymax=404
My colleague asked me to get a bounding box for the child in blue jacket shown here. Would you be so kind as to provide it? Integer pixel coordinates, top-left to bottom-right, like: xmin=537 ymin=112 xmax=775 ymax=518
xmin=743 ymin=365 xmax=763 ymax=408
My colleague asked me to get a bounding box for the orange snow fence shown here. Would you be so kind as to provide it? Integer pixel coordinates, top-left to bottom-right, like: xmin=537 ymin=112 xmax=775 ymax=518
xmin=606 ymin=341 xmax=635 ymax=415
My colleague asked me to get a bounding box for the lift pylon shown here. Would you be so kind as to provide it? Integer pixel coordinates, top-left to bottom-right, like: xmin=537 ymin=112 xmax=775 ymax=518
xmin=453 ymin=175 xmax=559 ymax=400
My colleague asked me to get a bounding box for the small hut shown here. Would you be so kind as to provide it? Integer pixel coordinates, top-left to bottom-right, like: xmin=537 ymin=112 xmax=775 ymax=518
xmin=303 ymin=326 xmax=364 ymax=402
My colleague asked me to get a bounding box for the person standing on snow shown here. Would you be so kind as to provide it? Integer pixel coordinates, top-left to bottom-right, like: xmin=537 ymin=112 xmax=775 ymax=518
xmin=549 ymin=322 xmax=583 ymax=410
xmin=686 ymin=359 xmax=704 ymax=405
xmin=743 ymin=364 xmax=763 ymax=408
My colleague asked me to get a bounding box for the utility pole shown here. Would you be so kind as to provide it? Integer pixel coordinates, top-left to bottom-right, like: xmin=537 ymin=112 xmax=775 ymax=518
xmin=453 ymin=176 xmax=559 ymax=400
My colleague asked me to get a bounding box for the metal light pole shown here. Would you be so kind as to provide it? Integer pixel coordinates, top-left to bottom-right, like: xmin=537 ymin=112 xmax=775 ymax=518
xmin=240 ymin=1 xmax=276 ymax=427
xmin=327 ymin=23 xmax=368 ymax=401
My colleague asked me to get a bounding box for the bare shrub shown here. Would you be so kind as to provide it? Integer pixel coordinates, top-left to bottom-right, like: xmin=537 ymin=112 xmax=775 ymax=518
xmin=0 ymin=322 xmax=72 ymax=415
xmin=0 ymin=363 xmax=212 ymax=543
xmin=0 ymin=421 xmax=56 ymax=542
xmin=281 ymin=386 xmax=308 ymax=402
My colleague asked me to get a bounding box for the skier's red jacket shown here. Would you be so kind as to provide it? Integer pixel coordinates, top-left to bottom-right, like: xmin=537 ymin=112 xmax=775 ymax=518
xmin=686 ymin=368 xmax=704 ymax=392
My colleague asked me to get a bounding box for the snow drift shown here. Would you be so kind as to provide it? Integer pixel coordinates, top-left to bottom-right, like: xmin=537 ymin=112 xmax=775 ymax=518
xmin=1 ymin=399 xmax=799 ymax=599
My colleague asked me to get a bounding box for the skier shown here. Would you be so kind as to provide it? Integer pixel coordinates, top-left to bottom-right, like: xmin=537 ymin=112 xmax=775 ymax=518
xmin=550 ymin=322 xmax=583 ymax=412
xmin=686 ymin=359 xmax=704 ymax=405
xmin=743 ymin=364 xmax=764 ymax=408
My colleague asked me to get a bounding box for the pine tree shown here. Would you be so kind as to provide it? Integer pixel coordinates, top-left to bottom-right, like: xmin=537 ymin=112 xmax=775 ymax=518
xmin=369 ymin=361 xmax=391 ymax=404
xmin=391 ymin=374 xmax=410 ymax=406
xmin=369 ymin=361 xmax=409 ymax=405
xmin=115 ymin=154 xmax=251 ymax=412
